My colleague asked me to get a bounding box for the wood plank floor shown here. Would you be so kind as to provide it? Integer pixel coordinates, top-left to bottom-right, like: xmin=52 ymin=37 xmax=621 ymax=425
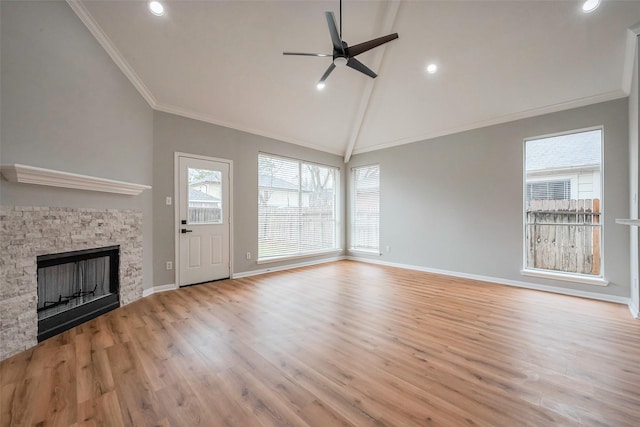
xmin=2 ymin=260 xmax=640 ymax=426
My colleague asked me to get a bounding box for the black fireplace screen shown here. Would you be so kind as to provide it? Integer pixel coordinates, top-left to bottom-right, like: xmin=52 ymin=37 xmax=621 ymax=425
xmin=36 ymin=246 xmax=120 ymax=341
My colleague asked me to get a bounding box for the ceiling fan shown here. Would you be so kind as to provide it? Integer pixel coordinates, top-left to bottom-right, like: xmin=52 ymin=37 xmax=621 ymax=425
xmin=283 ymin=0 xmax=399 ymax=89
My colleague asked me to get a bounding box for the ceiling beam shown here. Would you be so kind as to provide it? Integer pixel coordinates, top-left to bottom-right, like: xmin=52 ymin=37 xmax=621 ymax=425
xmin=343 ymin=0 xmax=401 ymax=163
xmin=622 ymin=22 xmax=640 ymax=95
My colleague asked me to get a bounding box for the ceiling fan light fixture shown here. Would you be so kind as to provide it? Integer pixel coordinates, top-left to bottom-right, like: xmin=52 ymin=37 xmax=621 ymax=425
xmin=582 ymin=0 xmax=601 ymax=13
xmin=148 ymin=1 xmax=165 ymax=16
xmin=333 ymin=57 xmax=348 ymax=67
xmin=316 ymin=82 xmax=326 ymax=90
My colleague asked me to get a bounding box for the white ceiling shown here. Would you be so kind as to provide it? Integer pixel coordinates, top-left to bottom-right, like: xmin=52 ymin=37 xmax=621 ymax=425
xmin=69 ymin=0 xmax=640 ymax=160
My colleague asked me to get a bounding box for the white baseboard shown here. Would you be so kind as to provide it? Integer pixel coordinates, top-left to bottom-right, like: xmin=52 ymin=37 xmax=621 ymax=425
xmin=629 ymin=301 xmax=640 ymax=318
xmin=347 ymin=256 xmax=631 ymax=305
xmin=232 ymin=256 xmax=347 ymax=279
xmin=144 ymin=256 xmax=345 ymax=295
xmin=142 ymin=283 xmax=178 ymax=297
xmin=145 ymin=259 xmax=635 ymax=312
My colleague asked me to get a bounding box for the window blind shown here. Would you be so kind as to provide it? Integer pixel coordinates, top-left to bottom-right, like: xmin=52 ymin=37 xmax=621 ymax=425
xmin=258 ymin=153 xmax=339 ymax=260
xmin=526 ymin=180 xmax=571 ymax=201
xmin=352 ymin=165 xmax=379 ymax=251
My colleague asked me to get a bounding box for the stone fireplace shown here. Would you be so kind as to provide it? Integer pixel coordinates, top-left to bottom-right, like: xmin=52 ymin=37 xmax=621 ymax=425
xmin=37 ymin=245 xmax=121 ymax=342
xmin=0 ymin=206 xmax=143 ymax=360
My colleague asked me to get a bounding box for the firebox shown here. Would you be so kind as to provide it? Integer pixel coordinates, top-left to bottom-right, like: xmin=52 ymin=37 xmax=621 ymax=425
xmin=36 ymin=245 xmax=120 ymax=341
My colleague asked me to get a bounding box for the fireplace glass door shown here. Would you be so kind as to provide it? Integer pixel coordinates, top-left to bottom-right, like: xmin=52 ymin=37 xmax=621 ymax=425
xmin=36 ymin=246 xmax=120 ymax=341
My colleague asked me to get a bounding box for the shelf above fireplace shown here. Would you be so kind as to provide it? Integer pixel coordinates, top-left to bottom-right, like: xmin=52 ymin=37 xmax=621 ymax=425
xmin=0 ymin=164 xmax=151 ymax=195
xmin=616 ymin=219 xmax=640 ymax=226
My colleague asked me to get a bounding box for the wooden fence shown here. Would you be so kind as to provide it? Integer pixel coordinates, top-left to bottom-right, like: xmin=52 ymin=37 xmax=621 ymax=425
xmin=525 ymin=199 xmax=600 ymax=275
xmin=188 ymin=207 xmax=221 ymax=223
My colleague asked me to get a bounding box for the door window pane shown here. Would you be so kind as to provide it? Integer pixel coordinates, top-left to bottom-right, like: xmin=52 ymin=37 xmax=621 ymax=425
xmin=188 ymin=168 xmax=222 ymax=224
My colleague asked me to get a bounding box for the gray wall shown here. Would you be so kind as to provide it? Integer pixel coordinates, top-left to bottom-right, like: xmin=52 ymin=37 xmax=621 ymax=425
xmin=349 ymin=98 xmax=630 ymax=298
xmin=0 ymin=1 xmax=154 ymax=289
xmin=630 ymin=35 xmax=640 ymax=314
xmin=153 ymin=112 xmax=346 ymax=286
xmin=1 ymin=1 xmax=632 ymax=301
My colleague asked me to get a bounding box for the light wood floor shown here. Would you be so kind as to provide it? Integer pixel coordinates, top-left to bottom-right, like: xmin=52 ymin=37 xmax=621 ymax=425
xmin=2 ymin=260 xmax=640 ymax=426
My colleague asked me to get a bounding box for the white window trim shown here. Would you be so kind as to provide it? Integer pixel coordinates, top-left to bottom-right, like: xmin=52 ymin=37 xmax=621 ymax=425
xmin=257 ymin=249 xmax=343 ymax=265
xmin=521 ymin=269 xmax=609 ymax=286
xmin=522 ymin=126 xmax=606 ymax=282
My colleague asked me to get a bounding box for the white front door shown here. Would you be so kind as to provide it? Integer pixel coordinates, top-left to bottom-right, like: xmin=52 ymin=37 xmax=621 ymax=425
xmin=177 ymin=155 xmax=230 ymax=286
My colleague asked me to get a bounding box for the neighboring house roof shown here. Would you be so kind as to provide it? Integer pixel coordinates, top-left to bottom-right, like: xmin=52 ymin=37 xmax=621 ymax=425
xmin=189 ymin=187 xmax=219 ymax=202
xmin=259 ymin=174 xmax=332 ymax=192
xmin=526 ymin=130 xmax=601 ymax=171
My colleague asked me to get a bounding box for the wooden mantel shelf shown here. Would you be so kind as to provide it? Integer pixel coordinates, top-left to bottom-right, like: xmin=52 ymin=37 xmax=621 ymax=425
xmin=615 ymin=219 xmax=640 ymax=226
xmin=0 ymin=164 xmax=151 ymax=195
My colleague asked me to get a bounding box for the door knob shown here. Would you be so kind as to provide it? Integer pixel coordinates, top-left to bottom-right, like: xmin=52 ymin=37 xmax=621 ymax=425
xmin=181 ymin=228 xmax=193 ymax=234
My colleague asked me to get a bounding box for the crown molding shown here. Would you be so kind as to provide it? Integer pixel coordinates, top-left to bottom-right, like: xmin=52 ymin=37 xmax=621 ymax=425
xmin=66 ymin=1 xmax=638 ymax=161
xmin=66 ymin=0 xmax=158 ymax=108
xmin=0 ymin=164 xmax=151 ymax=195
xmin=67 ymin=1 xmax=344 ymax=157
xmin=154 ymin=103 xmax=345 ymax=156
xmin=352 ymin=89 xmax=627 ymax=156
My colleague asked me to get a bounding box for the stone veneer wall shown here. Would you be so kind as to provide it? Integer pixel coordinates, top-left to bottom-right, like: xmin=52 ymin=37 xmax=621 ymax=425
xmin=0 ymin=206 xmax=144 ymax=360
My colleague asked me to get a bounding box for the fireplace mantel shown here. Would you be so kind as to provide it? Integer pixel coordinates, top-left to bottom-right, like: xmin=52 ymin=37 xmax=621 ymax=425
xmin=0 ymin=164 xmax=151 ymax=195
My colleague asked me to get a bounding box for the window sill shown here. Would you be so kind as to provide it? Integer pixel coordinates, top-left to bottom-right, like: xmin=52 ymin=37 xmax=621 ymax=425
xmin=257 ymin=249 xmax=342 ymax=265
xmin=348 ymin=248 xmax=381 ymax=256
xmin=521 ymin=269 xmax=608 ymax=286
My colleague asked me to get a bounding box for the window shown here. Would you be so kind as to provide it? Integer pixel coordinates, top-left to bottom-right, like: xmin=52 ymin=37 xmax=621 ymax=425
xmin=351 ymin=165 xmax=379 ymax=252
xmin=258 ymin=153 xmax=339 ymax=260
xmin=524 ymin=128 xmax=602 ymax=278
xmin=526 ymin=180 xmax=571 ymax=201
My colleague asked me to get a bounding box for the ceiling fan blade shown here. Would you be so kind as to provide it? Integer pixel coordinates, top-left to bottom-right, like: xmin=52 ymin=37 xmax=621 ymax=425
xmin=283 ymin=52 xmax=332 ymax=57
xmin=325 ymin=12 xmax=345 ymax=55
xmin=318 ymin=63 xmax=337 ymax=85
xmin=346 ymin=58 xmax=377 ymax=78
xmin=347 ymin=33 xmax=399 ymax=57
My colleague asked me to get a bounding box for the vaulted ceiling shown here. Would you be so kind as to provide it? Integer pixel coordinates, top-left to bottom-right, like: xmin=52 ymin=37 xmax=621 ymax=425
xmin=69 ymin=1 xmax=640 ymax=161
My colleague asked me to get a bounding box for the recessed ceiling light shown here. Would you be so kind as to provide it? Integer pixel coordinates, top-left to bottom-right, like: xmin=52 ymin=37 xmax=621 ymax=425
xmin=316 ymin=82 xmax=326 ymax=90
xmin=148 ymin=1 xmax=165 ymax=17
xmin=426 ymin=64 xmax=438 ymax=74
xmin=582 ymin=0 xmax=601 ymax=13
